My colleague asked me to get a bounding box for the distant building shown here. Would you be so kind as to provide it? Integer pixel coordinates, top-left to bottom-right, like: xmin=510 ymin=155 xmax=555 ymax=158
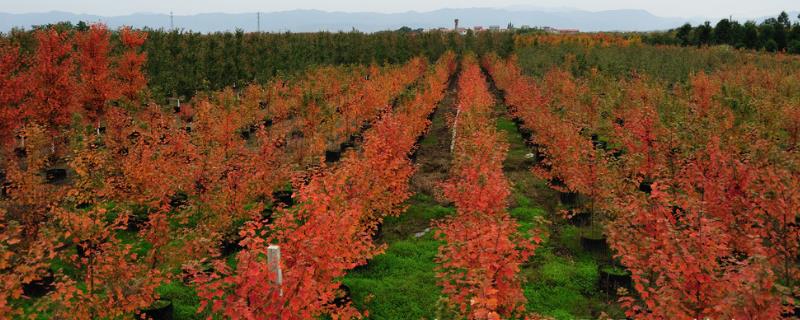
xmin=488 ymin=25 xmax=501 ymax=31
xmin=473 ymin=26 xmax=484 ymax=32
xmin=543 ymin=26 xmax=580 ymax=34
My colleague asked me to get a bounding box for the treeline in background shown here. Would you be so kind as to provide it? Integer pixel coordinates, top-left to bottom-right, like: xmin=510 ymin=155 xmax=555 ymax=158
xmin=3 ymin=11 xmax=799 ymax=104
xmin=645 ymin=11 xmax=800 ymax=53
xmin=1 ymin=24 xmax=514 ymax=102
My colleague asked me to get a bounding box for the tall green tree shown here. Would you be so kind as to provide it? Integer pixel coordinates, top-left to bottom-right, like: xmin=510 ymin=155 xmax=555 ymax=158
xmin=676 ymin=23 xmax=693 ymax=45
xmin=714 ymin=19 xmax=733 ymax=45
xmin=743 ymin=21 xmax=760 ymax=49
xmin=696 ymin=21 xmax=714 ymax=45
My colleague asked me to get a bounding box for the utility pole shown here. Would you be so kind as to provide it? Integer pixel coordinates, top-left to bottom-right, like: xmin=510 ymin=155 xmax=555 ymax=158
xmin=170 ymin=11 xmax=174 ymax=30
xmin=257 ymin=12 xmax=261 ymax=32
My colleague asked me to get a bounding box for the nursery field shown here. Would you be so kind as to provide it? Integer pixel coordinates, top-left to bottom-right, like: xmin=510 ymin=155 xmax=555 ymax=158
xmin=1 ymin=26 xmax=800 ymax=320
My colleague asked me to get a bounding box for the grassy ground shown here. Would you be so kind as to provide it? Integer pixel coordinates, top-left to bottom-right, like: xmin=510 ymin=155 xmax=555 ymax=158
xmin=343 ymin=70 xmax=625 ymax=318
xmin=343 ymin=194 xmax=452 ymax=320
xmin=495 ymin=109 xmax=625 ymax=319
xmin=343 ymin=72 xmax=459 ymax=319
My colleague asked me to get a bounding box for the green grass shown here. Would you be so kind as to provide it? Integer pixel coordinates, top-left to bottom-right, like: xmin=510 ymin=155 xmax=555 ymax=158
xmin=496 ymin=117 xmax=532 ymax=167
xmin=344 ymin=235 xmax=444 ymax=320
xmin=379 ymin=194 xmax=454 ymax=243
xmin=342 ymin=110 xmax=628 ymax=319
xmin=157 ymin=281 xmax=202 ymax=319
xmin=508 ymin=193 xmax=602 ymax=319
xmin=501 ymin=137 xmax=621 ymax=320
xmin=419 ymin=114 xmax=445 ymax=147
xmin=343 ymin=194 xmax=454 ymax=319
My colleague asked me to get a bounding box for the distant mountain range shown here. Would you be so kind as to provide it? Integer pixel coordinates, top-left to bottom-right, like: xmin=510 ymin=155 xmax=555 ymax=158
xmin=0 ymin=8 xmax=794 ymax=33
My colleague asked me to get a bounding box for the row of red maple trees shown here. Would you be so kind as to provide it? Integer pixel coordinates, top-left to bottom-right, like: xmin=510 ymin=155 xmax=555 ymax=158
xmin=483 ymin=53 xmax=800 ymax=319
xmin=433 ymin=55 xmax=541 ymax=320
xmin=238 ymin=57 xmax=428 ymax=169
xmin=188 ymin=51 xmax=457 ymax=319
xmin=0 ymin=23 xmax=433 ymax=319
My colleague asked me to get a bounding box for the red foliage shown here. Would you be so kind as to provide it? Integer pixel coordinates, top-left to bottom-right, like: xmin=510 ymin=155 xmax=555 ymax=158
xmin=609 ymin=139 xmax=782 ymax=319
xmin=191 ymin=53 xmax=456 ymax=319
xmin=117 ymin=27 xmax=148 ymax=100
xmin=0 ymin=44 xmax=26 ymax=145
xmin=436 ymin=57 xmax=538 ymax=319
xmin=25 ymin=29 xmax=78 ymax=137
xmin=76 ymin=24 xmax=118 ymax=126
xmin=484 ymin=53 xmax=794 ymax=318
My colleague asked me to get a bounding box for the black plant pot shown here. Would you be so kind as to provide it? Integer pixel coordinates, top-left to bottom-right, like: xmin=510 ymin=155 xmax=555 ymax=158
xmin=569 ymin=211 xmax=592 ymax=226
xmin=638 ymin=178 xmax=653 ymax=194
xmin=220 ymin=235 xmax=244 ymax=256
xmin=340 ymin=141 xmax=355 ymax=152
xmin=523 ymin=137 xmax=537 ymax=148
xmin=611 ymin=149 xmax=625 ymax=160
xmin=550 ymin=177 xmax=566 ymax=188
xmin=239 ymin=130 xmax=251 ymax=140
xmin=599 ymin=265 xmax=632 ymax=292
xmin=272 ymin=190 xmax=294 ymax=207
xmin=290 ymin=129 xmax=304 ymax=139
xmin=580 ymin=230 xmax=608 ymax=254
xmin=75 ymin=202 xmax=93 ymax=210
xmin=371 ymin=223 xmax=383 ymax=241
xmin=45 ymin=168 xmax=67 ymax=184
xmin=409 ymin=150 xmax=419 ymax=162
xmin=559 ymin=192 xmax=579 ymax=206
xmin=350 ymin=132 xmax=363 ymax=143
xmin=239 ymin=124 xmax=258 ymax=140
xmin=261 ymin=207 xmax=274 ymax=225
xmin=182 ymin=264 xmax=214 ymax=285
xmin=593 ymin=140 xmax=608 ymax=151
xmin=0 ymin=170 xmax=8 ymax=198
xmin=141 ymin=299 xmax=174 ymax=320
xmin=671 ymin=206 xmax=686 ymax=221
xmin=258 ymin=101 xmax=268 ymax=109
xmin=127 ymin=206 xmax=150 ymax=231
xmin=780 ymin=305 xmax=800 ymax=318
xmin=169 ymin=192 xmax=188 ymax=209
xmin=76 ymin=239 xmax=103 ymax=259
xmin=519 ymin=127 xmax=533 ymax=141
xmin=22 ymin=270 xmax=55 ymax=298
xmin=14 ymin=147 xmax=27 ymax=158
xmin=531 ymin=147 xmax=546 ymax=163
xmin=331 ymin=284 xmax=352 ymax=307
xmin=325 ymin=150 xmax=341 ymax=163
xmin=128 ymin=131 xmax=141 ymax=142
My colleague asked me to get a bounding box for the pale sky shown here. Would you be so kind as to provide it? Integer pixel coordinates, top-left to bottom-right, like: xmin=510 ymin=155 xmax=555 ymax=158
xmin=1 ymin=0 xmax=797 ymax=20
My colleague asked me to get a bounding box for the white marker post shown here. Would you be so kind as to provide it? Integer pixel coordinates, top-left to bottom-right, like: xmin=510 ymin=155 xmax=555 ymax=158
xmin=450 ymin=106 xmax=460 ymax=153
xmin=267 ymin=244 xmax=283 ymax=296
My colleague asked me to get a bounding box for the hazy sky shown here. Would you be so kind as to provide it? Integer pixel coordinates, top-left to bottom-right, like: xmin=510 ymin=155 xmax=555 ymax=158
xmin=2 ymin=0 xmax=797 ymax=20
